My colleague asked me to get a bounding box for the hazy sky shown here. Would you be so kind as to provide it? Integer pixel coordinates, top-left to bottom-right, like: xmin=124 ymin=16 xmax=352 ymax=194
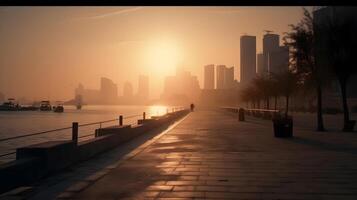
xmin=0 ymin=6 xmax=310 ymax=101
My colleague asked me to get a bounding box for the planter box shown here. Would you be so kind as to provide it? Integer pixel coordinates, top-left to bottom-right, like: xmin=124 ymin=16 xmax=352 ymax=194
xmin=273 ymin=116 xmax=293 ymax=138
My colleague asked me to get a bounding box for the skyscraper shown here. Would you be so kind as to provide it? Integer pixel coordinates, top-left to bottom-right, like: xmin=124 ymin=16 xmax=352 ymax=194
xmin=240 ymin=35 xmax=256 ymax=86
xmin=204 ymin=64 xmax=215 ymax=90
xmin=224 ymin=66 xmax=235 ymax=89
xmin=263 ymin=33 xmax=280 ymax=74
xmin=123 ymin=81 xmax=133 ymax=98
xmin=269 ymin=45 xmax=289 ymax=74
xmin=100 ymin=77 xmax=118 ymax=100
xmin=257 ymin=53 xmax=265 ymax=75
xmin=216 ymin=65 xmax=226 ymax=89
xmin=137 ymin=75 xmax=149 ymax=100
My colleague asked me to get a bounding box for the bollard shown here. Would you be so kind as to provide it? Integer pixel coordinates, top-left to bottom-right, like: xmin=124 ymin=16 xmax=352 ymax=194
xmin=119 ymin=115 xmax=123 ymax=126
xmin=143 ymin=112 xmax=146 ymax=120
xmin=72 ymin=122 xmax=78 ymax=144
xmin=238 ymin=108 xmax=245 ymax=121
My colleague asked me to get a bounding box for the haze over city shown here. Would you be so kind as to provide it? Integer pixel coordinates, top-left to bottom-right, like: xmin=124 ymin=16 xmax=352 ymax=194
xmin=0 ymin=6 xmax=309 ymax=101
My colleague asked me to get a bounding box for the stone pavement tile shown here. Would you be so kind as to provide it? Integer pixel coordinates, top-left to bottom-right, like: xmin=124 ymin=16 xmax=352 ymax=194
xmin=195 ymin=186 xmax=230 ymax=192
xmin=177 ymin=176 xmax=198 ymax=181
xmin=156 ymin=198 xmax=198 ymax=200
xmin=84 ymin=170 xmax=109 ymax=182
xmin=146 ymin=185 xmax=173 ymax=191
xmin=166 ymin=181 xmax=206 ymax=186
xmin=159 ymin=191 xmax=205 ymax=198
xmin=56 ymin=192 xmax=75 ymax=199
xmin=64 ymin=181 xmax=90 ymax=192
xmin=172 ymin=186 xmax=195 ymax=191
xmin=204 ymin=192 xmax=260 ymax=199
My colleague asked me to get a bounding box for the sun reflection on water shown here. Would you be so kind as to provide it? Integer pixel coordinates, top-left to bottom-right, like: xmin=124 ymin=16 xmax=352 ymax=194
xmin=148 ymin=105 xmax=169 ymax=117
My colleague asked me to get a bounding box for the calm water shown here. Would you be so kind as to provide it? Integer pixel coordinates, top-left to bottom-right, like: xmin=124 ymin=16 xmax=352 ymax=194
xmin=0 ymin=105 xmax=172 ymax=162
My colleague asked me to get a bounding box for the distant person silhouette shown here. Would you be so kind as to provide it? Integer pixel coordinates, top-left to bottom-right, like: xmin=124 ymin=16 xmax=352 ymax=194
xmin=190 ymin=103 xmax=195 ymax=112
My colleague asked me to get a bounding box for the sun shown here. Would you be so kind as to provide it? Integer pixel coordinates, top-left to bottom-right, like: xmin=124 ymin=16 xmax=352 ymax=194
xmin=146 ymin=39 xmax=182 ymax=76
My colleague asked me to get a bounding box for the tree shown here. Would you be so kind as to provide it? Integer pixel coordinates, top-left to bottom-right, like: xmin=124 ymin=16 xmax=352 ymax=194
xmin=273 ymin=70 xmax=299 ymax=117
xmin=240 ymin=85 xmax=260 ymax=109
xmin=320 ymin=12 xmax=357 ymax=131
xmin=284 ymin=8 xmax=326 ymax=131
xmin=252 ymin=75 xmax=274 ymax=110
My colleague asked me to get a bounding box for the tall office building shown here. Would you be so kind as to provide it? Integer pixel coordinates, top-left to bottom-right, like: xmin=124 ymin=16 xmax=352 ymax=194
xmin=100 ymin=77 xmax=118 ymax=99
xmin=216 ymin=65 xmax=226 ymax=89
xmin=269 ymin=45 xmax=289 ymax=74
xmin=224 ymin=66 xmax=235 ymax=89
xmin=204 ymin=64 xmax=215 ymax=90
xmin=162 ymin=69 xmax=200 ymax=103
xmin=240 ymin=35 xmax=257 ymax=86
xmin=123 ymin=81 xmax=133 ymax=98
xmin=257 ymin=53 xmax=265 ymax=75
xmin=137 ymin=75 xmax=149 ymax=100
xmin=263 ymin=33 xmax=280 ymax=74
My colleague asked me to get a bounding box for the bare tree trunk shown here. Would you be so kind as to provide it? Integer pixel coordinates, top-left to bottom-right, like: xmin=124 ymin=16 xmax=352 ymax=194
xmin=274 ymin=96 xmax=278 ymax=110
xmin=266 ymin=98 xmax=270 ymax=110
xmin=339 ymin=79 xmax=351 ymax=131
xmin=316 ymin=84 xmax=325 ymax=131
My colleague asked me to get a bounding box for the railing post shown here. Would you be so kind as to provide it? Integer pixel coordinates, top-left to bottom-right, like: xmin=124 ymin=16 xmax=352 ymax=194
xmin=72 ymin=122 xmax=78 ymax=144
xmin=143 ymin=112 xmax=146 ymax=120
xmin=119 ymin=115 xmax=123 ymax=126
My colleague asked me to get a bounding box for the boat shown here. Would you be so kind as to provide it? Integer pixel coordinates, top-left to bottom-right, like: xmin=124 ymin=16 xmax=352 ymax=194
xmin=54 ymin=106 xmax=64 ymax=113
xmin=19 ymin=105 xmax=39 ymax=111
xmin=53 ymin=101 xmax=64 ymax=113
xmin=39 ymin=101 xmax=52 ymax=111
xmin=0 ymin=98 xmax=19 ymax=111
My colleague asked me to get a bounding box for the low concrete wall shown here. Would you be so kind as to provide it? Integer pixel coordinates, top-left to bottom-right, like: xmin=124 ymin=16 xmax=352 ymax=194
xmin=0 ymin=110 xmax=189 ymax=194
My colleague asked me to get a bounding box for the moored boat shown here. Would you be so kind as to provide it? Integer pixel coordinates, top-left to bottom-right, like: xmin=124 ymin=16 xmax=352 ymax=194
xmin=53 ymin=101 xmax=64 ymax=113
xmin=0 ymin=98 xmax=19 ymax=111
xmin=39 ymin=101 xmax=52 ymax=111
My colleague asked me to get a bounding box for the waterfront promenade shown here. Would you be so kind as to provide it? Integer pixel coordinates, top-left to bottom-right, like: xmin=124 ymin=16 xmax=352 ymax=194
xmin=6 ymin=109 xmax=357 ymax=199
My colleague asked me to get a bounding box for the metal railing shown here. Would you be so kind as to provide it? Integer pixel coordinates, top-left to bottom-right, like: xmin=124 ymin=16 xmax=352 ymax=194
xmin=222 ymin=107 xmax=280 ymax=119
xmin=0 ymin=107 xmax=186 ymax=159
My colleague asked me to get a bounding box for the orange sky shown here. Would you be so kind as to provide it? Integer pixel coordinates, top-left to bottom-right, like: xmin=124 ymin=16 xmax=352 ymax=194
xmin=0 ymin=6 xmax=311 ymax=101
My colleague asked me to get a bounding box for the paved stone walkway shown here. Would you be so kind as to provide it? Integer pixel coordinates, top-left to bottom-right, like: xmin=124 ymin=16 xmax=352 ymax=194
xmin=68 ymin=109 xmax=357 ymax=200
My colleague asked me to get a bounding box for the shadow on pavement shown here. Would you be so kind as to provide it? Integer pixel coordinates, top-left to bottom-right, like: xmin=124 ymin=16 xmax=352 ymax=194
xmin=286 ymin=136 xmax=357 ymax=154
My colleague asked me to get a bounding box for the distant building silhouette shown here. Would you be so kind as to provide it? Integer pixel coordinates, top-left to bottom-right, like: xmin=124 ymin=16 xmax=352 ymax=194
xmin=74 ymin=83 xmax=100 ymax=104
xmin=269 ymin=45 xmax=289 ymax=74
xmin=100 ymin=77 xmax=118 ymax=104
xmin=161 ymin=67 xmax=200 ymax=105
xmin=74 ymin=77 xmax=118 ymax=105
xmin=257 ymin=53 xmax=265 ymax=75
xmin=263 ymin=33 xmax=280 ymax=75
xmin=240 ymin=35 xmax=257 ymax=86
xmin=224 ymin=66 xmax=235 ymax=89
xmin=204 ymin=64 xmax=215 ymax=90
xmin=216 ymin=65 xmax=226 ymax=89
xmin=123 ymin=81 xmax=133 ymax=98
xmin=137 ymin=75 xmax=149 ymax=101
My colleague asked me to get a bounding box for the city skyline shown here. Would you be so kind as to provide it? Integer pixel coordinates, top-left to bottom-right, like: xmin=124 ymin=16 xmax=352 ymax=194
xmin=0 ymin=7 xmax=310 ymax=101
